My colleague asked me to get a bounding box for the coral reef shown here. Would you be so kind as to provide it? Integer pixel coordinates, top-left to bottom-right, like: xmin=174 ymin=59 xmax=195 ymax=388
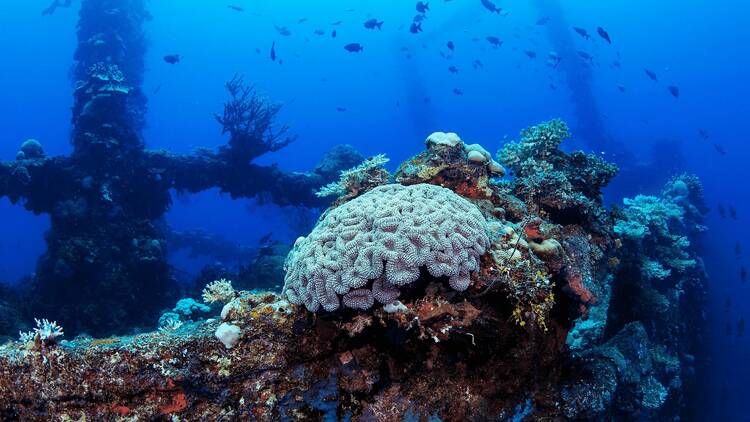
xmin=0 ymin=121 xmax=708 ymax=420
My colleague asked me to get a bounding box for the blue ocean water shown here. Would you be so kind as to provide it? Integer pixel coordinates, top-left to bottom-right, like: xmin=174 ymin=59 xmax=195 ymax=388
xmin=0 ymin=0 xmax=748 ymax=418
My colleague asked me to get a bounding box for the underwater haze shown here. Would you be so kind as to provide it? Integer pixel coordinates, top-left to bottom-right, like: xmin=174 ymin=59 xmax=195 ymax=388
xmin=0 ymin=0 xmax=748 ymax=420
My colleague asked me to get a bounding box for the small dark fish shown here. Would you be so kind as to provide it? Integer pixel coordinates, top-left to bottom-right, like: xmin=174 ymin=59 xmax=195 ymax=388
xmin=577 ymin=51 xmax=593 ymax=61
xmin=549 ymin=83 xmax=557 ymax=91
xmin=152 ymin=83 xmax=163 ymax=95
xmin=736 ymin=242 xmax=743 ymax=256
xmin=275 ymin=25 xmax=292 ymax=36
xmin=741 ymin=267 xmax=747 ymax=283
xmin=524 ymin=50 xmax=537 ymax=59
xmin=270 ymin=42 xmax=277 ymax=62
xmin=410 ymin=22 xmax=423 ymax=33
xmin=439 ymin=51 xmax=447 ymax=59
xmin=573 ymin=27 xmax=590 ymax=40
xmin=727 ymin=322 xmax=733 ymax=336
xmin=446 ymin=41 xmax=455 ymax=51
xmin=714 ymin=143 xmax=727 ymax=155
xmin=227 ymin=5 xmax=244 ymax=12
xmin=336 ymin=107 xmax=347 ymax=112
xmin=331 ymin=20 xmax=343 ymax=26
xmin=472 ymin=59 xmax=484 ymax=69
xmin=423 ymin=97 xmax=431 ymax=103
xmin=668 ymin=85 xmax=680 ymax=98
xmin=644 ymin=68 xmax=658 ymax=81
xmin=699 ymin=129 xmax=709 ymax=140
xmin=344 ymin=43 xmax=364 ymax=52
xmin=536 ymin=16 xmax=551 ymax=25
xmin=597 ymin=27 xmax=611 ymax=44
xmin=617 ymin=85 xmax=626 ymax=92
xmin=725 ymin=297 xmax=732 ymax=312
xmin=163 ymin=54 xmax=181 ymax=64
xmin=738 ymin=317 xmax=745 ymax=337
xmin=718 ymin=203 xmax=726 ymax=219
xmin=413 ymin=14 xmax=427 ymax=22
xmin=452 ymin=88 xmax=463 ymax=95
xmin=486 ymin=36 xmax=503 ymax=48
xmin=547 ymin=51 xmax=562 ymax=68
xmin=255 ymin=48 xmax=261 ymax=54
xmin=416 ymin=1 xmax=430 ymax=13
xmin=313 ymin=29 xmax=325 ymax=36
xmin=612 ymin=60 xmax=621 ymax=69
xmin=297 ymin=18 xmax=308 ymax=24
xmin=364 ymin=18 xmax=384 ymax=30
xmin=332 ymin=30 xmax=337 ymax=38
xmin=448 ymin=65 xmax=459 ymax=74
xmin=729 ymin=205 xmax=737 ymax=220
xmin=480 ymin=0 xmax=502 ymax=13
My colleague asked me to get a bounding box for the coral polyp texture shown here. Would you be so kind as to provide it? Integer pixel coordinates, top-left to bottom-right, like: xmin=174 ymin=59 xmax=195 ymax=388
xmin=283 ymin=183 xmax=490 ymax=311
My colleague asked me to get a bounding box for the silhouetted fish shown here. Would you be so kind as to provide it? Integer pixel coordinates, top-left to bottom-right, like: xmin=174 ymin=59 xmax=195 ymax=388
xmin=573 ymin=27 xmax=590 ymax=39
xmin=410 ymin=22 xmax=423 ymax=33
xmin=413 ymin=14 xmax=427 ymax=22
xmin=448 ymin=65 xmax=459 ymax=73
xmin=344 ymin=43 xmax=364 ymax=52
xmin=736 ymin=242 xmax=743 ymax=256
xmin=644 ymin=68 xmax=658 ymax=81
xmin=699 ymin=129 xmax=709 ymax=140
xmin=612 ymin=59 xmax=621 ymax=69
xmin=718 ymin=203 xmax=726 ymax=218
xmin=331 ymin=21 xmax=343 ymax=26
xmin=486 ymin=36 xmax=503 ymax=48
xmin=727 ymin=322 xmax=733 ymax=336
xmin=416 ymin=1 xmax=430 ymax=13
xmin=547 ymin=51 xmax=562 ymax=68
xmin=617 ymin=85 xmax=626 ymax=92
xmin=313 ymin=29 xmax=325 ymax=36
xmin=597 ymin=27 xmax=612 ymax=44
xmin=536 ymin=16 xmax=551 ymax=25
xmin=336 ymin=107 xmax=347 ymax=112
xmin=227 ymin=5 xmax=244 ymax=12
xmin=163 ymin=54 xmax=181 ymax=64
xmin=480 ymin=0 xmax=502 ymax=13
xmin=524 ymin=50 xmax=537 ymax=59
xmin=729 ymin=205 xmax=737 ymax=219
xmin=275 ymin=25 xmax=292 ymax=36
xmin=42 ymin=0 xmax=72 ymax=16
xmin=549 ymin=83 xmax=557 ymax=90
xmin=714 ymin=143 xmax=727 ymax=155
xmin=668 ymin=85 xmax=680 ymax=98
xmin=446 ymin=41 xmax=455 ymax=51
xmin=298 ymin=18 xmax=308 ymax=24
xmin=741 ymin=267 xmax=747 ymax=283
xmin=270 ymin=42 xmax=276 ymax=61
xmin=725 ymin=296 xmax=732 ymax=312
xmin=577 ymin=51 xmax=593 ymax=62
xmin=332 ymin=30 xmax=337 ymax=38
xmin=364 ymin=18 xmax=384 ymax=30
xmin=423 ymin=97 xmax=431 ymax=103
xmin=472 ymin=59 xmax=484 ymax=69
xmin=452 ymin=88 xmax=463 ymax=95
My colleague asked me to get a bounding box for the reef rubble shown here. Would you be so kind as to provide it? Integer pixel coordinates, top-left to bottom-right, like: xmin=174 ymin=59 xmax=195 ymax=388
xmin=0 ymin=122 xmax=708 ymax=421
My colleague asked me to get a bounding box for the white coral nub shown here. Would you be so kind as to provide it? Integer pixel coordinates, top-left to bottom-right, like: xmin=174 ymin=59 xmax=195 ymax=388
xmin=202 ymin=279 xmax=236 ymax=304
xmin=283 ymin=183 xmax=490 ymax=312
xmin=19 ymin=318 xmax=64 ymax=344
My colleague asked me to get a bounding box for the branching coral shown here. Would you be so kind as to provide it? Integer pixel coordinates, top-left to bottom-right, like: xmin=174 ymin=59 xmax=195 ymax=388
xmin=284 ymin=183 xmax=490 ymax=312
xmin=18 ymin=318 xmax=64 ymax=345
xmin=202 ymin=279 xmax=237 ymax=304
xmin=215 ymin=74 xmax=295 ymax=161
xmin=316 ymin=154 xmax=391 ymax=200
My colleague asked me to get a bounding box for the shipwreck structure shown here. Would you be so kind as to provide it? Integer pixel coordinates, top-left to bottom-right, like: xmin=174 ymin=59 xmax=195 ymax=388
xmin=0 ymin=0 xmax=708 ymax=420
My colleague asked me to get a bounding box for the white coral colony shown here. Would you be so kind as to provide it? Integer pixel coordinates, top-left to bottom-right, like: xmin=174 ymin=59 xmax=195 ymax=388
xmin=283 ymin=183 xmax=490 ymax=312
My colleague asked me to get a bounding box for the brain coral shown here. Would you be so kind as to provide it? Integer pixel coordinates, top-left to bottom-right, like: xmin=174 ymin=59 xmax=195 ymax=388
xmin=283 ymin=183 xmax=490 ymax=312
